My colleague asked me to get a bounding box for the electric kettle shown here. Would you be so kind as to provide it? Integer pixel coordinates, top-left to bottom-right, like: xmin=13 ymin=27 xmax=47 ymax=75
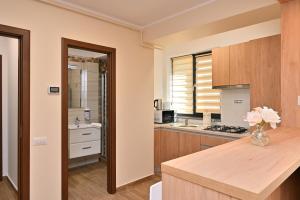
xmin=154 ymin=99 xmax=163 ymax=110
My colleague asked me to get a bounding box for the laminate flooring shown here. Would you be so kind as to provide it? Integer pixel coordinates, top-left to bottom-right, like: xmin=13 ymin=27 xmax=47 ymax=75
xmin=0 ymin=177 xmax=18 ymax=200
xmin=69 ymin=162 xmax=161 ymax=200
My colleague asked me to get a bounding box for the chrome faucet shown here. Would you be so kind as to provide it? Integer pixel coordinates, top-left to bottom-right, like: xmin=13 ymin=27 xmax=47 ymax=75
xmin=74 ymin=117 xmax=80 ymax=127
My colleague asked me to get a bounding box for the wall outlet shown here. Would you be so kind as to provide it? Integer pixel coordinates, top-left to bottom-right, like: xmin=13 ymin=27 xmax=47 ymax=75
xmin=32 ymin=137 xmax=48 ymax=146
xmin=298 ymin=96 xmax=300 ymax=106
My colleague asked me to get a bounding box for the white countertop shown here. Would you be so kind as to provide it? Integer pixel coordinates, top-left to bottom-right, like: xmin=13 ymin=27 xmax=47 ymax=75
xmin=154 ymin=123 xmax=249 ymax=138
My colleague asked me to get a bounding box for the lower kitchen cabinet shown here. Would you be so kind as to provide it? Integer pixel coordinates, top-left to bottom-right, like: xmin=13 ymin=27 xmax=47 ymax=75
xmin=201 ymin=134 xmax=234 ymax=148
xmin=154 ymin=129 xmax=161 ymax=174
xmin=179 ymin=132 xmax=201 ymax=157
xmin=160 ymin=129 xmax=180 ymax=163
xmin=154 ymin=128 xmax=236 ymax=175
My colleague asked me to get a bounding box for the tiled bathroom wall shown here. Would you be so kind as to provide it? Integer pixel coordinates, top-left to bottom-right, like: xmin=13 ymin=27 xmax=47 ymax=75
xmin=68 ymin=108 xmax=85 ymax=124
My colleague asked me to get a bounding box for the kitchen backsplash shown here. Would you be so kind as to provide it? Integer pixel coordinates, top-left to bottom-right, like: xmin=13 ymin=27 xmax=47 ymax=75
xmin=220 ymin=88 xmax=250 ymax=127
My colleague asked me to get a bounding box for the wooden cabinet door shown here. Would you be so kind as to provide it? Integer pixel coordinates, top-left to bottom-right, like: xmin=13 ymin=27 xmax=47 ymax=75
xmin=154 ymin=129 xmax=161 ymax=174
xmin=160 ymin=130 xmax=180 ymax=163
xmin=229 ymin=43 xmax=251 ymax=85
xmin=201 ymin=135 xmax=234 ymax=147
xmin=249 ymin=35 xmax=281 ymax=112
xmin=212 ymin=47 xmax=230 ymax=87
xmin=179 ymin=132 xmax=201 ymax=157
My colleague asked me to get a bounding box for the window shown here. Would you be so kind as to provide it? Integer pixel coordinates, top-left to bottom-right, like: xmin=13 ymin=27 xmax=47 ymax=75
xmin=171 ymin=52 xmax=221 ymax=118
xmin=171 ymin=55 xmax=193 ymax=114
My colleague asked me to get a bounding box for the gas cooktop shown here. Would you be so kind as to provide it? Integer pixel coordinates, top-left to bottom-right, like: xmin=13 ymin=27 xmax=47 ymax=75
xmin=204 ymin=125 xmax=248 ymax=134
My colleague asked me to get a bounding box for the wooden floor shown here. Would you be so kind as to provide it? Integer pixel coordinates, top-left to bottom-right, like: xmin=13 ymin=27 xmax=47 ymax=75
xmin=69 ymin=162 xmax=161 ymax=200
xmin=0 ymin=177 xmax=18 ymax=200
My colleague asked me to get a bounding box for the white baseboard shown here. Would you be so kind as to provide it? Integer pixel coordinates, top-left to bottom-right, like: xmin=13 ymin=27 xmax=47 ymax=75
xmin=7 ymin=175 xmax=18 ymax=191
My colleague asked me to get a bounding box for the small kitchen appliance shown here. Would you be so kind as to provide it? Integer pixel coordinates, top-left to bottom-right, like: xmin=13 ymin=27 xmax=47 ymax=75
xmin=154 ymin=99 xmax=163 ymax=110
xmin=154 ymin=110 xmax=174 ymax=124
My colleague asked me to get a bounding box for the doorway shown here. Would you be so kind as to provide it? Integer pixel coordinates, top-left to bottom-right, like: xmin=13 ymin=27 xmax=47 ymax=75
xmin=61 ymin=38 xmax=116 ymax=200
xmin=0 ymin=24 xmax=30 ymax=200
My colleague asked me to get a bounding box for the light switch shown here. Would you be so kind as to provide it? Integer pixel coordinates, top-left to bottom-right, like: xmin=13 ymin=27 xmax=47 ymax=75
xmin=32 ymin=137 xmax=48 ymax=146
xmin=298 ymin=96 xmax=300 ymax=106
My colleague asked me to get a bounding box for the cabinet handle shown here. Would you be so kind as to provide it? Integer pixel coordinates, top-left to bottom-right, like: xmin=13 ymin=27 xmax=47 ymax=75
xmin=82 ymin=133 xmax=92 ymax=136
xmin=82 ymin=146 xmax=92 ymax=150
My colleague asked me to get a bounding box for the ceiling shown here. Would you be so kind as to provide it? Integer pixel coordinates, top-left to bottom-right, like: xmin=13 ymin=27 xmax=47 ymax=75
xmin=42 ymin=0 xmax=214 ymax=28
xmin=40 ymin=0 xmax=279 ymax=46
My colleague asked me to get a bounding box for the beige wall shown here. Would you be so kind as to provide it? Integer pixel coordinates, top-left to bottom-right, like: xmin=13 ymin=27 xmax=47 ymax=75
xmin=0 ymin=37 xmax=19 ymax=189
xmin=0 ymin=0 xmax=154 ymax=199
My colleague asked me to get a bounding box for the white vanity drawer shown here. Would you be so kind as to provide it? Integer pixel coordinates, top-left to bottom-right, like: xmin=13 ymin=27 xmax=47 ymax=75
xmin=69 ymin=128 xmax=100 ymax=144
xmin=69 ymin=140 xmax=101 ymax=159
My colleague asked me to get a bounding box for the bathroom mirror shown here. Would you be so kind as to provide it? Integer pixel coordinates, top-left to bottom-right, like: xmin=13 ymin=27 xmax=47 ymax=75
xmin=68 ymin=60 xmax=82 ymax=108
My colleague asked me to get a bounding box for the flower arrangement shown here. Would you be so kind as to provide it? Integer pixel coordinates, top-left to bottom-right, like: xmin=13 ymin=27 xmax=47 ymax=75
xmin=245 ymin=107 xmax=281 ymax=129
xmin=244 ymin=107 xmax=281 ymax=146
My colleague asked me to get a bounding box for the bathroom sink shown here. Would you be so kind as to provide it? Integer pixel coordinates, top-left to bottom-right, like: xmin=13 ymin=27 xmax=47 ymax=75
xmin=68 ymin=123 xmax=102 ymax=130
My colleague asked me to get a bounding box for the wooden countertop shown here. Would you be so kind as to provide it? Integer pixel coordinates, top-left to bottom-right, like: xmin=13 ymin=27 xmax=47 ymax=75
xmin=161 ymin=127 xmax=300 ymax=200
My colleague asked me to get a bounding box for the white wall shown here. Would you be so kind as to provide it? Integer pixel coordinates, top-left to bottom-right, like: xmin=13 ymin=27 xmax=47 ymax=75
xmin=156 ymin=19 xmax=281 ymax=101
xmin=0 ymin=0 xmax=154 ymax=199
xmin=0 ymin=36 xmax=19 ymax=189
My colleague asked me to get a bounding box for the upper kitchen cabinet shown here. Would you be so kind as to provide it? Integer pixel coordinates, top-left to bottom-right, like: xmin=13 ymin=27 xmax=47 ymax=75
xmin=249 ymin=35 xmax=281 ymax=113
xmin=212 ymin=47 xmax=230 ymax=87
xmin=229 ymin=43 xmax=250 ymax=85
xmin=212 ymin=43 xmax=250 ymax=87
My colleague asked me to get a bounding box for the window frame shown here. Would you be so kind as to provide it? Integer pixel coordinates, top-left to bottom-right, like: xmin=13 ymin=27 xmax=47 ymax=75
xmin=171 ymin=51 xmax=221 ymax=120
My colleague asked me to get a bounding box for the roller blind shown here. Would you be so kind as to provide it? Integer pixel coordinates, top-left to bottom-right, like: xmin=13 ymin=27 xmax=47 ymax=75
xmin=171 ymin=55 xmax=193 ymax=114
xmin=195 ymin=54 xmax=221 ymax=113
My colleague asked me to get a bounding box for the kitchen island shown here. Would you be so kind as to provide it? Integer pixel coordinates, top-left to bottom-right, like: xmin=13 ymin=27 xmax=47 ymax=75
xmin=161 ymin=127 xmax=300 ymax=200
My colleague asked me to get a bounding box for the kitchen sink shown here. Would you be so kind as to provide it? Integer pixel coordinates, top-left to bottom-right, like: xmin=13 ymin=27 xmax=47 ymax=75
xmin=170 ymin=124 xmax=199 ymax=128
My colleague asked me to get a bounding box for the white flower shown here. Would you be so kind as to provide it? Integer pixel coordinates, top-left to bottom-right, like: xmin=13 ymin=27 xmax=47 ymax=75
xmin=254 ymin=107 xmax=263 ymax=113
xmin=244 ymin=110 xmax=262 ymax=126
xmin=261 ymin=107 xmax=281 ymax=129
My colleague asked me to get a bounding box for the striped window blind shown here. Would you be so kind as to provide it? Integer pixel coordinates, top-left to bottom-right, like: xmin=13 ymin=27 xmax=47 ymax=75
xmin=195 ymin=54 xmax=221 ymax=113
xmin=171 ymin=55 xmax=193 ymax=114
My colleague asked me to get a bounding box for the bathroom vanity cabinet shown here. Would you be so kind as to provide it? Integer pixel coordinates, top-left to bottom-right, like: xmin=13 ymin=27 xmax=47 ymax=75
xmin=69 ymin=126 xmax=101 ymax=159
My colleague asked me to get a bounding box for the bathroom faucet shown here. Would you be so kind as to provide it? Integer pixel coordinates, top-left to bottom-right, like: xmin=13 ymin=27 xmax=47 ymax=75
xmin=74 ymin=117 xmax=80 ymax=127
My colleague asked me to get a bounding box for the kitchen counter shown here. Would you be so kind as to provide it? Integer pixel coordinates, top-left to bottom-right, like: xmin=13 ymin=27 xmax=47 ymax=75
xmin=155 ymin=123 xmax=249 ymax=139
xmin=161 ymin=127 xmax=300 ymax=200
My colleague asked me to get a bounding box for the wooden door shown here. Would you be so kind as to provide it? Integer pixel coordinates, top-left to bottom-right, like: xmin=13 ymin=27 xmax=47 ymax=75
xmin=201 ymin=135 xmax=234 ymax=148
xmin=280 ymin=0 xmax=300 ymax=127
xmin=229 ymin=43 xmax=251 ymax=85
xmin=0 ymin=55 xmax=2 ymax=181
xmin=249 ymin=35 xmax=281 ymax=112
xmin=212 ymin=47 xmax=230 ymax=87
xmin=179 ymin=132 xmax=201 ymax=157
xmin=160 ymin=130 xmax=179 ymax=163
